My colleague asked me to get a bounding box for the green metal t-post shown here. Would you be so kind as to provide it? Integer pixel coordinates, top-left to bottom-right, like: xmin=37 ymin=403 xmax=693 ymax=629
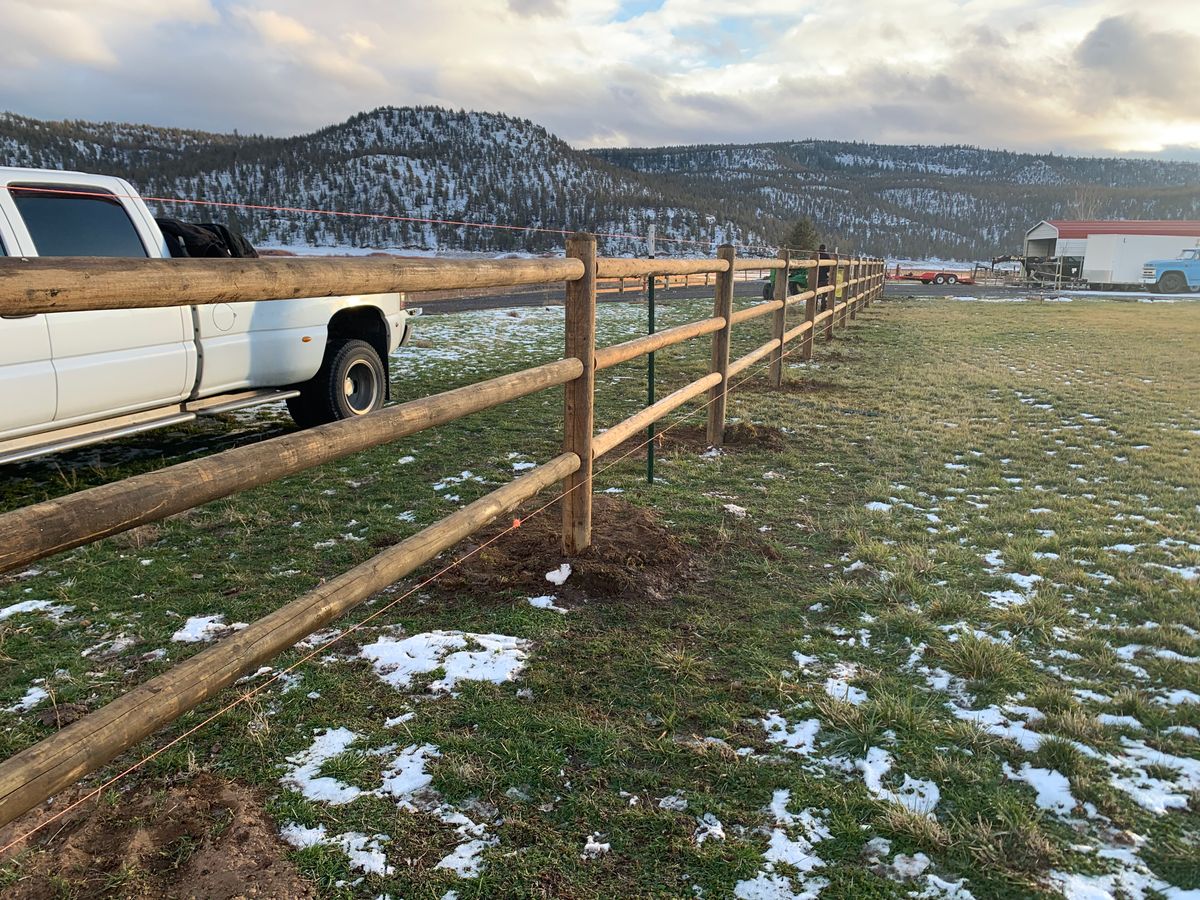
xmin=646 ymin=225 xmax=657 ymax=484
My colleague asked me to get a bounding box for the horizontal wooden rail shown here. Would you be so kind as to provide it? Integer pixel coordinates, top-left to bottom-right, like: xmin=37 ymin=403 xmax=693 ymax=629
xmin=0 ymin=358 xmax=583 ymax=574
xmin=728 ymin=338 xmax=781 ymax=378
xmin=729 ymin=299 xmax=783 ymax=326
xmin=731 ymin=258 xmax=786 ymax=271
xmin=595 ymin=316 xmax=725 ymax=370
xmin=0 ymin=256 xmax=587 ymax=316
xmin=593 ymin=372 xmax=721 ymax=458
xmin=783 ymin=319 xmax=814 ymax=343
xmin=595 ymin=258 xmax=729 ymax=278
xmin=0 ymin=240 xmax=886 ymax=828
xmin=0 ymin=452 xmax=580 ymax=828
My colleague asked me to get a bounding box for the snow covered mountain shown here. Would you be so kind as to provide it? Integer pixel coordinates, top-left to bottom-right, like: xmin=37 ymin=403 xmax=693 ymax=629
xmin=594 ymin=141 xmax=1200 ymax=259
xmin=0 ymin=107 xmax=766 ymax=257
xmin=2 ymin=107 xmax=1197 ymax=260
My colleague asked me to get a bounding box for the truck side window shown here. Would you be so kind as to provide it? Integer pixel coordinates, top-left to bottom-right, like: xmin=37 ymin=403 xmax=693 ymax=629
xmin=9 ymin=186 xmax=148 ymax=257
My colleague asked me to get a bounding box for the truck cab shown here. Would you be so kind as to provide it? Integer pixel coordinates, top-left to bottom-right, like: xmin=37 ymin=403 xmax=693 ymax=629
xmin=0 ymin=167 xmax=412 ymax=464
xmin=1142 ymin=248 xmax=1200 ymax=294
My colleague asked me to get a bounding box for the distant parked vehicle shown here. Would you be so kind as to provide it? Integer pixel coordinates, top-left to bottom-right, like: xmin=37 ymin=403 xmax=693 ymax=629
xmin=0 ymin=167 xmax=415 ymax=464
xmin=1142 ymin=248 xmax=1200 ymax=294
xmin=760 ymin=267 xmax=810 ymax=300
xmin=897 ymin=270 xmax=975 ymax=286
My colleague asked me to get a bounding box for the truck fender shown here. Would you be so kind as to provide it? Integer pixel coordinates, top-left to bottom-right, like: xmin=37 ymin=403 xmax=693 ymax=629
xmin=326 ymin=306 xmax=393 ymax=400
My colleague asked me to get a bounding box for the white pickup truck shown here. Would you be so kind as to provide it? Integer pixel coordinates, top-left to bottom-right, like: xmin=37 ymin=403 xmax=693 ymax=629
xmin=0 ymin=167 xmax=413 ymax=464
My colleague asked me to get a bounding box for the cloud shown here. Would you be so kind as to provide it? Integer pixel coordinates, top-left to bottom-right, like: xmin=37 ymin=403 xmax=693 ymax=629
xmin=507 ymin=0 xmax=565 ymax=16
xmin=234 ymin=8 xmax=316 ymax=45
xmin=0 ymin=0 xmax=1196 ymax=160
xmin=1075 ymin=15 xmax=1200 ymax=110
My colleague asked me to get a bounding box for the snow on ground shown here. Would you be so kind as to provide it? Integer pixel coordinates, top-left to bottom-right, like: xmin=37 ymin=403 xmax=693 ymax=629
xmin=0 ymin=599 xmax=74 ymax=622
xmin=171 ymin=614 xmax=247 ymax=643
xmin=359 ymin=630 xmax=530 ymax=694
xmin=857 ymin=747 xmax=940 ymax=816
xmin=269 ymin=621 xmax=544 ymax=880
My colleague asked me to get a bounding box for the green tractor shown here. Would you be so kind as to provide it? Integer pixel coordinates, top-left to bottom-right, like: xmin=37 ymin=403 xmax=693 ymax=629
xmin=761 ymin=267 xmax=809 ymax=300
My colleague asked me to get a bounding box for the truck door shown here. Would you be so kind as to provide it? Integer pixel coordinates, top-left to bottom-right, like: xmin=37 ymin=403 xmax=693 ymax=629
xmin=5 ymin=184 xmax=192 ymax=424
xmin=0 ymin=221 xmax=57 ymax=433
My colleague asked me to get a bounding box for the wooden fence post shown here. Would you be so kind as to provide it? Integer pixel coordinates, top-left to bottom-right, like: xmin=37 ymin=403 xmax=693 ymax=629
xmin=849 ymin=257 xmax=858 ymax=320
xmin=769 ymin=249 xmax=789 ymax=387
xmin=826 ymin=254 xmax=838 ymax=343
xmin=803 ymin=253 xmax=818 ymax=362
xmin=707 ymin=244 xmax=736 ymax=446
xmin=562 ymin=232 xmax=597 ymax=555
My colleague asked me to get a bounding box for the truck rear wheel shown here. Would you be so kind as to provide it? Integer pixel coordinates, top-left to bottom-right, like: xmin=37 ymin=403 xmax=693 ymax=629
xmin=287 ymin=339 xmax=386 ymax=427
xmin=1158 ymin=272 xmax=1187 ymax=294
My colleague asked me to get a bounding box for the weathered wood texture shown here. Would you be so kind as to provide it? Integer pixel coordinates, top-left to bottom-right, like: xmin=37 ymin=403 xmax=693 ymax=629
xmin=706 ymin=245 xmax=736 ymax=446
xmin=561 ymin=234 xmax=598 ymax=555
xmin=0 ymin=256 xmax=587 ymax=315
xmin=769 ymin=249 xmax=789 ymax=386
xmin=729 ymin=299 xmax=782 ymax=326
xmin=594 ymin=258 xmax=729 ymax=278
xmin=728 ymin=338 xmax=781 ymax=378
xmin=595 ymin=316 xmax=725 ymax=370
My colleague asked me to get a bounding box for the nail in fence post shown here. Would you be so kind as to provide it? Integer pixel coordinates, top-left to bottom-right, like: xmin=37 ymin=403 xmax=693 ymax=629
xmin=563 ymin=232 xmax=597 ymax=555
xmin=707 ymin=244 xmax=736 ymax=447
xmin=769 ymin=249 xmax=789 ymax=387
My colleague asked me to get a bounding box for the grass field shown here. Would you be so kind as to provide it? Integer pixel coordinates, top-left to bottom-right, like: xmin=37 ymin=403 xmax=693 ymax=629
xmin=1 ymin=292 xmax=1198 ymax=899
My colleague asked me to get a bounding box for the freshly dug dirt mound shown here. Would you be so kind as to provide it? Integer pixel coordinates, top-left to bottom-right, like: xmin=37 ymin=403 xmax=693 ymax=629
xmin=439 ymin=495 xmax=694 ymax=603
xmin=607 ymin=421 xmax=790 ymax=460
xmin=0 ymin=774 xmax=314 ymax=899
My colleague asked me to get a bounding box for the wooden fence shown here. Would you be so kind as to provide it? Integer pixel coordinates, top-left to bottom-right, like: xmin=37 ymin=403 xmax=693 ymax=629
xmin=0 ymin=238 xmax=883 ymax=827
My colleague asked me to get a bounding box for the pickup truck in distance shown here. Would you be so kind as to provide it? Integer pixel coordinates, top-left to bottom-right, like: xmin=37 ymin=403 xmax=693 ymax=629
xmin=0 ymin=167 xmax=413 ymax=464
xmin=1142 ymin=248 xmax=1200 ymax=294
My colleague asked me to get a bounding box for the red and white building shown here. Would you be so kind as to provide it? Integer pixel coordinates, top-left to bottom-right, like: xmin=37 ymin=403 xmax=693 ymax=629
xmin=1023 ymin=220 xmax=1200 ymax=287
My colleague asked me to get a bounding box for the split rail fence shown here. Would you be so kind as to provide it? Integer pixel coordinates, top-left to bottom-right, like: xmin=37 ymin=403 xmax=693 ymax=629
xmin=0 ymin=238 xmax=884 ymax=828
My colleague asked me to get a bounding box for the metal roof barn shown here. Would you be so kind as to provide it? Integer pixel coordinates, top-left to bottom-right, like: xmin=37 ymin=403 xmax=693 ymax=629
xmin=1024 ymin=220 xmax=1200 ymax=257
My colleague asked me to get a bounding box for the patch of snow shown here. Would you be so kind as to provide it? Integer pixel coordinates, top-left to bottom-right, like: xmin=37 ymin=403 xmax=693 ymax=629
xmin=545 ymin=564 xmax=572 ymax=586
xmin=360 ymin=631 xmax=531 ymax=694
xmin=170 ymin=615 xmax=246 ymax=643
xmin=1002 ymin=763 xmax=1076 ymax=815
xmin=857 ymin=747 xmax=940 ymax=815
xmin=527 ymin=595 xmax=568 ymax=614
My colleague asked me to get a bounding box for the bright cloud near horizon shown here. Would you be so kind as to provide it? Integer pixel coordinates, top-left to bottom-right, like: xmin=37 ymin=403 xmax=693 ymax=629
xmin=2 ymin=0 xmax=1198 ymax=160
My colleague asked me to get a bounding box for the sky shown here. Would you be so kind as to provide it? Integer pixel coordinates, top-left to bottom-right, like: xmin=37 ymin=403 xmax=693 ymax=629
xmin=2 ymin=0 xmax=1199 ymax=160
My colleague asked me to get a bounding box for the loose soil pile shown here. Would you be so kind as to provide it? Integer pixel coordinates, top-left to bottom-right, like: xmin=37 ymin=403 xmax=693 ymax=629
xmin=0 ymin=775 xmax=313 ymax=899
xmin=607 ymin=421 xmax=790 ymax=460
xmin=438 ymin=495 xmax=695 ymax=604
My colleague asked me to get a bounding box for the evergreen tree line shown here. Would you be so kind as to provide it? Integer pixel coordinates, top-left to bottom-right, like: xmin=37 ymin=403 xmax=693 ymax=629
xmin=2 ymin=108 xmax=1196 ymax=261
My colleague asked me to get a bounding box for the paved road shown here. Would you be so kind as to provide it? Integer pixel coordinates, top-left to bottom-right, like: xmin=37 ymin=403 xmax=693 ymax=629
xmin=417 ymin=280 xmax=770 ymax=315
xmin=419 ymin=277 xmax=1143 ymax=315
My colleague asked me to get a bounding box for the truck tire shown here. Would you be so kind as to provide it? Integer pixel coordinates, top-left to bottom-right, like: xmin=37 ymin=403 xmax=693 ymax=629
xmin=1158 ymin=272 xmax=1187 ymax=294
xmin=287 ymin=339 xmax=387 ymax=428
xmin=934 ymin=274 xmax=946 ymax=284
xmin=946 ymin=274 xmax=958 ymax=284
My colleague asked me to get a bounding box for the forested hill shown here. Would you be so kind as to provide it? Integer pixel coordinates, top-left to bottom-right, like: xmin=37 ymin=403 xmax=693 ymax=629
xmin=2 ymin=107 xmax=1197 ymax=259
xmin=592 ymin=141 xmax=1200 ymax=259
